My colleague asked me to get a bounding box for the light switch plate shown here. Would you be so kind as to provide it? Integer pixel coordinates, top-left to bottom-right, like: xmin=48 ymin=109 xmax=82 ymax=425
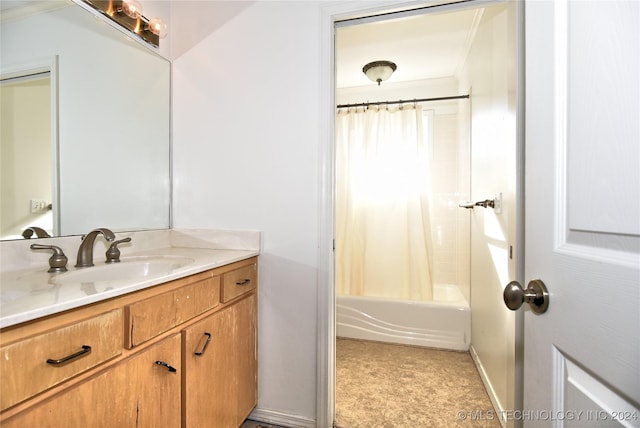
xmin=30 ymin=199 xmax=48 ymax=213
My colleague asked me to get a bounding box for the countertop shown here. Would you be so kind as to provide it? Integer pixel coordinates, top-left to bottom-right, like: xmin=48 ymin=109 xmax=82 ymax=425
xmin=0 ymin=247 xmax=258 ymax=329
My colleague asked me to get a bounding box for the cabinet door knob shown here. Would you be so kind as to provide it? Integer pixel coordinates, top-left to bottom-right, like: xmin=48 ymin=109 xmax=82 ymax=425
xmin=46 ymin=345 xmax=91 ymax=365
xmin=194 ymin=332 xmax=212 ymax=356
xmin=155 ymin=360 xmax=177 ymax=373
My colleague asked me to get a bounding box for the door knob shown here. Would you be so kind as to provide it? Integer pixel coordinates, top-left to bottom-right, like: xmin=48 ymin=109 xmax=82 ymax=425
xmin=503 ymin=279 xmax=549 ymax=314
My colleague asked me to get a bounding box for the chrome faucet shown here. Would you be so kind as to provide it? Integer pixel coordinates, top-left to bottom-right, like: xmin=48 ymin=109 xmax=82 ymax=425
xmin=75 ymin=228 xmax=115 ymax=268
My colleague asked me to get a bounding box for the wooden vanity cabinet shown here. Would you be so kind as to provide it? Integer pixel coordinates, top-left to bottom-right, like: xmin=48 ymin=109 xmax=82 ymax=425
xmin=0 ymin=257 xmax=258 ymax=428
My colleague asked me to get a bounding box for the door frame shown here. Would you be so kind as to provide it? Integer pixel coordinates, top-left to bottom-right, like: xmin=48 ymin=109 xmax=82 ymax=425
xmin=317 ymin=1 xmax=525 ymax=427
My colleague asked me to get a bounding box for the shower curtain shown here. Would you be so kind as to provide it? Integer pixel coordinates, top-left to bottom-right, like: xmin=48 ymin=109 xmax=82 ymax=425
xmin=336 ymin=105 xmax=434 ymax=301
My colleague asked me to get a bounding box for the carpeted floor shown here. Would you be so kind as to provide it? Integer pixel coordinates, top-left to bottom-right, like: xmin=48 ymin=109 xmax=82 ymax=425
xmin=335 ymin=338 xmax=502 ymax=428
xmin=242 ymin=338 xmax=501 ymax=428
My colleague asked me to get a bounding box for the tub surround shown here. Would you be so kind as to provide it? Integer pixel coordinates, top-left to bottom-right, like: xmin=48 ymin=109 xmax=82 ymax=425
xmin=0 ymin=229 xmax=261 ymax=328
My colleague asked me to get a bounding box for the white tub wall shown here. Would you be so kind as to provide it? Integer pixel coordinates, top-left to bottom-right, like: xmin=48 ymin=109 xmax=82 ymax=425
xmin=456 ymin=99 xmax=472 ymax=304
xmin=431 ymin=111 xmax=470 ymax=303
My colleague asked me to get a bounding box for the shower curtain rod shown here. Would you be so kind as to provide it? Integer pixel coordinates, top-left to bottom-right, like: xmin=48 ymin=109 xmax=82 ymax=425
xmin=336 ymin=94 xmax=469 ymax=109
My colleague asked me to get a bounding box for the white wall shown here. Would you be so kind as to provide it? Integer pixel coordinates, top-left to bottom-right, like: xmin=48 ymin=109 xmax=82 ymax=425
xmin=172 ymin=2 xmax=322 ymax=424
xmin=459 ymin=2 xmax=518 ymax=424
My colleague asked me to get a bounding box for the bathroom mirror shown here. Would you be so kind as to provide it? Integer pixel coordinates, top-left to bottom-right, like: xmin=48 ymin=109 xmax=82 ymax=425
xmin=0 ymin=0 xmax=170 ymax=240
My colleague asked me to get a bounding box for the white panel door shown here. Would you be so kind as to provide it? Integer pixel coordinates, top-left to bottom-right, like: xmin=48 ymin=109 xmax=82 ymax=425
xmin=523 ymin=1 xmax=639 ymax=427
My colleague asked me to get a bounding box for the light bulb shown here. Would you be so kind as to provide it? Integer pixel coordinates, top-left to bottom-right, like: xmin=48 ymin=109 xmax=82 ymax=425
xmin=121 ymin=0 xmax=143 ymax=19
xmin=147 ymin=17 xmax=167 ymax=38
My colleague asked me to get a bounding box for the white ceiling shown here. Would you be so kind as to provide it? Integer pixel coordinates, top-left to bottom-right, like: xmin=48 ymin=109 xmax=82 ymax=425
xmin=336 ymin=7 xmax=483 ymax=88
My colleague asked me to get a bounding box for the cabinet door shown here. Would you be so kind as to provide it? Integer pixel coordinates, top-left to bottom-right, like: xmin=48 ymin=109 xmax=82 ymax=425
xmin=182 ymin=294 xmax=257 ymax=428
xmin=183 ymin=305 xmax=236 ymax=427
xmin=235 ymin=293 xmax=257 ymax=426
xmin=3 ymin=334 xmax=182 ymax=428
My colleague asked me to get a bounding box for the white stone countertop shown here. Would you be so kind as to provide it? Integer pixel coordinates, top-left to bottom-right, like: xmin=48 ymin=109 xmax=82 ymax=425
xmin=0 ymin=229 xmax=260 ymax=329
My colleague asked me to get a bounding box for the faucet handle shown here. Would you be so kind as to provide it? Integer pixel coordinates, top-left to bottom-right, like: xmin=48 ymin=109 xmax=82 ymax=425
xmin=30 ymin=244 xmax=68 ymax=273
xmin=105 ymin=237 xmax=132 ymax=264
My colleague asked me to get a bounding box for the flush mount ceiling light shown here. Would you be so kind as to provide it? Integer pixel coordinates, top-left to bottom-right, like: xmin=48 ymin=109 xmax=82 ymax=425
xmin=362 ymin=60 xmax=397 ymax=86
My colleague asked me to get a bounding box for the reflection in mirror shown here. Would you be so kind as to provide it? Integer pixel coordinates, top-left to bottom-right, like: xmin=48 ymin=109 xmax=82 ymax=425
xmin=0 ymin=0 xmax=170 ymax=240
xmin=1 ymin=72 xmax=53 ymax=239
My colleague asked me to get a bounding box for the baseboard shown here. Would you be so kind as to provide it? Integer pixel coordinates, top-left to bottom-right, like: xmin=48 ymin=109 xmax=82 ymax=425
xmin=469 ymin=344 xmax=507 ymax=428
xmin=249 ymin=407 xmax=316 ymax=428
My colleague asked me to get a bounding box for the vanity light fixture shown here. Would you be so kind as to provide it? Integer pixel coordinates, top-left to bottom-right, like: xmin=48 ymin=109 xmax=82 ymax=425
xmin=362 ymin=60 xmax=397 ymax=86
xmin=83 ymin=0 xmax=167 ymax=48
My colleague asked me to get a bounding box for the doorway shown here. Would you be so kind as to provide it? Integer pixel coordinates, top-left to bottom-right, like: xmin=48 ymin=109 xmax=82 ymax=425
xmin=325 ymin=1 xmax=522 ymax=427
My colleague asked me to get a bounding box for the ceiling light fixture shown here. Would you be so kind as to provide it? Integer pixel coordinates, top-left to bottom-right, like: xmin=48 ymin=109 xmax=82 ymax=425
xmin=362 ymin=60 xmax=397 ymax=86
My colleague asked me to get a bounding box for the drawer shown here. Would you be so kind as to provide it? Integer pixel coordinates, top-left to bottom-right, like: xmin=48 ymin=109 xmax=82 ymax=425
xmin=0 ymin=309 xmax=123 ymax=411
xmin=221 ymin=262 xmax=257 ymax=303
xmin=126 ymin=275 xmax=220 ymax=347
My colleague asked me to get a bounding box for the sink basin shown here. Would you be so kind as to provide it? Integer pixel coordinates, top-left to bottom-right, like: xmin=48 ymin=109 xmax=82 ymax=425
xmin=53 ymin=256 xmax=195 ymax=285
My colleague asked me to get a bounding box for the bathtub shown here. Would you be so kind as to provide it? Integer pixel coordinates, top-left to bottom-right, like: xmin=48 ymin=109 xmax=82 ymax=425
xmin=336 ymin=284 xmax=470 ymax=351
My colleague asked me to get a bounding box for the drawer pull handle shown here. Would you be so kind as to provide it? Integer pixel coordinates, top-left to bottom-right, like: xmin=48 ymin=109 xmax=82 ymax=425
xmin=236 ymin=279 xmax=251 ymax=286
xmin=194 ymin=332 xmax=212 ymax=356
xmin=46 ymin=345 xmax=92 ymax=365
xmin=155 ymin=360 xmax=177 ymax=373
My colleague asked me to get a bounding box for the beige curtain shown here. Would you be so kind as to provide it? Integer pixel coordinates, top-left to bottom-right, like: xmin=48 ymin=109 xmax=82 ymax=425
xmin=336 ymin=105 xmax=434 ymax=301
